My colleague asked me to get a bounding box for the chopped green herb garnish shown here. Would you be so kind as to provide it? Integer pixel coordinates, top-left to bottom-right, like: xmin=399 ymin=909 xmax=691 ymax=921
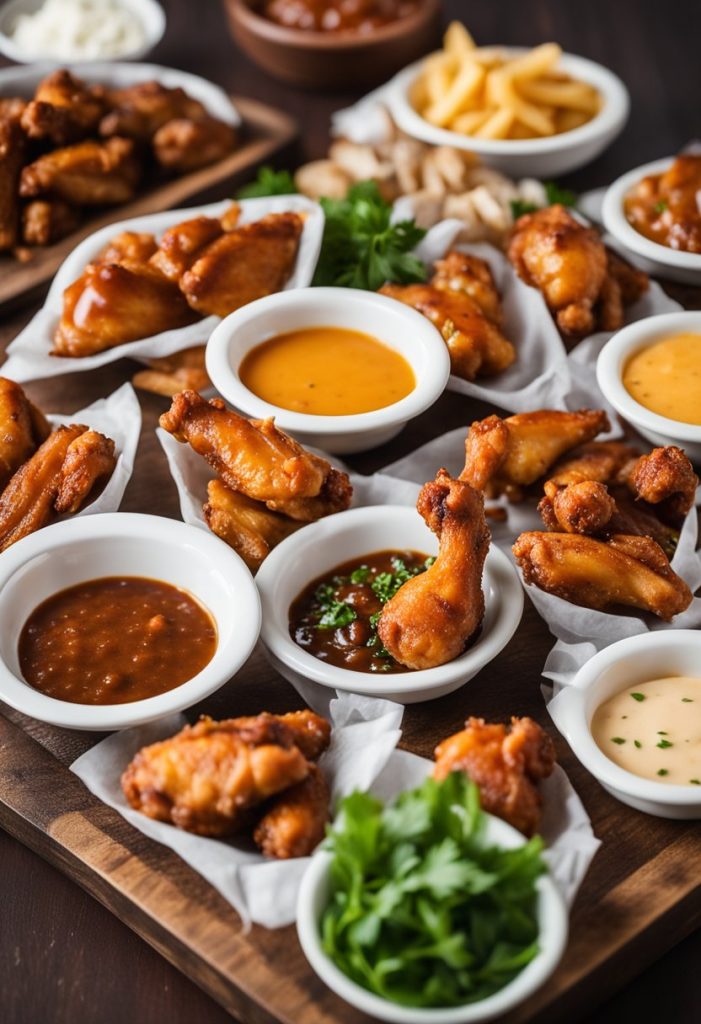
xmin=317 ymin=601 xmax=356 ymax=630
xmin=657 ymin=769 xmax=669 ymax=777
xmin=690 ymin=779 xmax=701 ymax=785
xmin=653 ymin=200 xmax=668 ymax=213
xmin=545 ymin=181 xmax=577 ymax=207
xmin=630 ymin=692 xmax=646 ymax=702
xmin=611 ymin=737 xmax=626 ymax=745
xmin=657 ymin=731 xmax=668 ymax=735
xmin=656 ymin=739 xmax=673 ymax=749
xmin=350 ymin=565 xmax=371 ymax=584
xmin=510 ymin=198 xmax=539 ymax=219
xmin=236 ymin=166 xmax=297 ymax=198
xmin=682 ymin=698 xmax=694 ymax=703
xmin=634 ymin=740 xmax=642 ymax=749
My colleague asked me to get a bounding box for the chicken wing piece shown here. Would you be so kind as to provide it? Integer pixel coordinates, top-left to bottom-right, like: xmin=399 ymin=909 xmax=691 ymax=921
xmin=461 ymin=409 xmax=610 ymax=499
xmin=96 ymin=230 xmax=158 ymax=265
xmin=431 ymin=250 xmax=504 ymax=325
xmin=121 ymin=712 xmax=317 ymax=837
xmin=379 ymin=283 xmax=515 ymax=380
xmin=20 ymin=70 xmax=105 ymax=145
xmin=512 ymin=531 xmax=692 ymax=620
xmin=54 ymin=430 xmax=117 ymax=514
xmin=132 ymin=345 xmax=210 ymax=397
xmin=21 ymin=199 xmax=80 ymax=246
xmin=622 ymin=446 xmax=698 ymax=525
xmin=0 ymin=115 xmax=26 ymax=251
xmin=203 ymin=479 xmax=302 ymax=572
xmin=508 ymin=204 xmax=608 ymax=336
xmin=539 ymin=478 xmax=617 ymax=535
xmin=434 ymin=717 xmax=556 ymax=837
xmin=0 ymin=377 xmax=50 ymax=489
xmin=548 ymin=440 xmax=639 ymax=487
xmin=100 ymin=81 xmax=208 ymax=140
xmin=275 ymin=709 xmax=331 ymax=759
xmin=153 ymin=115 xmax=237 ymax=172
xmin=149 ymin=215 xmax=225 ymax=282
xmin=0 ymin=424 xmax=87 ymax=552
xmin=377 ymin=469 xmax=489 ymax=670
xmin=253 ymin=764 xmax=330 ymax=859
xmin=179 ymin=212 xmax=304 ymax=318
xmin=54 ymin=260 xmax=199 ymax=357
xmin=0 ymin=98 xmax=26 ymax=121
xmin=20 ymin=137 xmax=141 ymax=206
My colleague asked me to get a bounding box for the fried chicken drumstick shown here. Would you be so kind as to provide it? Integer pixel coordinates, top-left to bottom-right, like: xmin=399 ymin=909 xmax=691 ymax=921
xmin=434 ymin=717 xmax=556 ymax=837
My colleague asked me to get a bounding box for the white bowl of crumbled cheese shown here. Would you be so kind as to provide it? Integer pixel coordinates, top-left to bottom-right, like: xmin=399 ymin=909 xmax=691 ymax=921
xmin=0 ymin=0 xmax=166 ymax=63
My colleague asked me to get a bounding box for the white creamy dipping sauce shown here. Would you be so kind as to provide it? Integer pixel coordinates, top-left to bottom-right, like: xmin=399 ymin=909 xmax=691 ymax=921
xmin=9 ymin=0 xmax=147 ymax=60
xmin=591 ymin=676 xmax=701 ymax=786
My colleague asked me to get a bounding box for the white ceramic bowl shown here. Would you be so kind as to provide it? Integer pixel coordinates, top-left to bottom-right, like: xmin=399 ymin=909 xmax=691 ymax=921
xmin=602 ymin=157 xmax=701 ymax=285
xmin=205 ymin=287 xmax=451 ymax=455
xmin=384 ymin=49 xmax=629 ymax=178
xmin=0 ymin=0 xmax=166 ymax=63
xmin=0 ymin=513 xmax=261 ymax=731
xmin=596 ymin=310 xmax=701 ymax=463
xmin=297 ymin=820 xmax=568 ymax=1024
xmin=256 ymin=504 xmax=523 ymax=704
xmin=552 ymin=630 xmax=701 ymax=819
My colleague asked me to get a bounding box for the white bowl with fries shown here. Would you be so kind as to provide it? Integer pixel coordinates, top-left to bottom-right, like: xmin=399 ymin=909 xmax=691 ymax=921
xmin=384 ymin=25 xmax=629 ymax=177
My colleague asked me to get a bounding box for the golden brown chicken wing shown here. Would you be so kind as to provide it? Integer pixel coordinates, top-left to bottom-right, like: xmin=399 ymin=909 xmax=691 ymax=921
xmin=512 ymin=531 xmax=692 ymax=620
xmin=54 ymin=260 xmax=198 ymax=357
xmin=54 ymin=430 xmax=117 ymax=514
xmin=179 ymin=211 xmax=304 ymax=318
xmin=203 ymin=479 xmax=302 ymax=572
xmin=380 ymin=282 xmax=515 ymax=380
xmin=149 ymin=214 xmax=225 ymax=282
xmin=547 ymin=440 xmax=638 ymax=487
xmin=0 ymin=377 xmax=50 ymax=490
xmin=0 ymin=115 xmax=26 ymax=251
xmin=377 ymin=469 xmax=489 ymax=670
xmin=20 ymin=69 xmax=106 ymax=145
xmin=21 ymin=199 xmax=80 ymax=246
xmin=433 ymin=717 xmax=556 ymax=836
xmin=253 ymin=764 xmax=330 ymax=859
xmin=431 ymin=250 xmax=504 ymax=325
xmin=152 ymin=115 xmax=237 ymax=172
xmin=20 ymin=137 xmax=141 ymax=206
xmin=96 ymin=230 xmax=158 ymax=265
xmin=132 ymin=345 xmax=210 ymax=397
xmin=622 ymin=445 xmax=698 ymax=525
xmin=100 ymin=81 xmax=208 ymax=140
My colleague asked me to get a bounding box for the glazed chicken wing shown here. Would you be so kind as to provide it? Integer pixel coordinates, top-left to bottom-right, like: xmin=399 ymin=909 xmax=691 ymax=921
xmin=203 ymin=479 xmax=302 ymax=572
xmin=54 ymin=430 xmax=117 ymax=514
xmin=0 ymin=377 xmax=50 ymax=490
xmin=54 ymin=260 xmax=198 ymax=357
xmin=0 ymin=115 xmax=25 ymax=251
xmin=434 ymin=717 xmax=556 ymax=836
xmin=513 ymin=531 xmax=692 ymax=620
xmin=96 ymin=230 xmax=158 ymax=265
xmin=431 ymin=250 xmax=504 ymax=325
xmin=132 ymin=345 xmax=210 ymax=397
xmin=153 ymin=115 xmax=237 ymax=172
xmin=149 ymin=214 xmax=225 ymax=282
xmin=20 ymin=70 xmax=106 ymax=145
xmin=253 ymin=764 xmax=330 ymax=859
xmin=377 ymin=469 xmax=489 ymax=670
xmin=100 ymin=81 xmax=208 ymax=140
xmin=21 ymin=199 xmax=80 ymax=246
xmin=179 ymin=212 xmax=304 ymax=318
xmin=20 ymin=137 xmax=141 ymax=206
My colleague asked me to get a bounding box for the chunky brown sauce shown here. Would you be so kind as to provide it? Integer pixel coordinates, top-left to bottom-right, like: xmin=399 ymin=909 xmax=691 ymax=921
xmin=262 ymin=0 xmax=420 ymax=33
xmin=289 ymin=549 xmax=432 ymax=674
xmin=624 ymin=154 xmax=701 ymax=254
xmin=19 ymin=576 xmax=217 ymax=705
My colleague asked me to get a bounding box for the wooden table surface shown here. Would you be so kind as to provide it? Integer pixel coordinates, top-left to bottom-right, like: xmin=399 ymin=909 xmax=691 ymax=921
xmin=2 ymin=1 xmax=700 ymax=1022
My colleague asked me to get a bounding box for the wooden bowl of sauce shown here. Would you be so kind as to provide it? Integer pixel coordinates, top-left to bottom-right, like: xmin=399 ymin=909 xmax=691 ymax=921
xmin=222 ymin=0 xmax=442 ymax=90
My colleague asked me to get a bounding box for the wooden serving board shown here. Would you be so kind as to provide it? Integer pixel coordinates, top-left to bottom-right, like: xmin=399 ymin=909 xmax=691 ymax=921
xmin=0 ymin=95 xmax=297 ymax=309
xmin=0 ymin=302 xmax=699 ymax=1023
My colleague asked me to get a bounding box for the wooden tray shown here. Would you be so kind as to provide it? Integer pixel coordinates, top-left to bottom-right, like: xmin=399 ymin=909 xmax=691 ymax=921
xmin=0 ymin=95 xmax=297 ymax=308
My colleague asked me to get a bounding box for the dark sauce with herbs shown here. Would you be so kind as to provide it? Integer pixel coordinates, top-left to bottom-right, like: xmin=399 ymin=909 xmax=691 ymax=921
xmin=289 ymin=549 xmax=433 ymax=674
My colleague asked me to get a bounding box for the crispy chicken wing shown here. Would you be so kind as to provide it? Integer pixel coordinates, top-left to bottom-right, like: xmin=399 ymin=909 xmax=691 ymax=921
xmin=0 ymin=377 xmax=50 ymax=490
xmin=179 ymin=211 xmax=304 ymax=318
xmin=0 ymin=115 xmax=25 ymax=251
xmin=149 ymin=214 xmax=225 ymax=282
xmin=121 ymin=711 xmax=329 ymax=838
xmin=380 ymin=282 xmax=515 ymax=380
xmin=21 ymin=198 xmax=80 ymax=246
xmin=100 ymin=81 xmax=208 ymax=140
xmin=434 ymin=717 xmax=556 ymax=836
xmin=431 ymin=250 xmax=504 ymax=325
xmin=20 ymin=70 xmax=106 ymax=145
xmin=54 ymin=430 xmax=117 ymax=514
xmin=513 ymin=531 xmax=692 ymax=620
xmin=623 ymin=445 xmax=698 ymax=525
xmin=253 ymin=764 xmax=330 ymax=859
xmin=152 ymin=115 xmax=237 ymax=172
xmin=20 ymin=137 xmax=141 ymax=206
xmin=203 ymin=479 xmax=302 ymax=572
xmin=54 ymin=259 xmax=198 ymax=356
xmin=96 ymin=230 xmax=158 ymax=265
xmin=547 ymin=440 xmax=638 ymax=487
xmin=377 ymin=469 xmax=489 ymax=669
xmin=132 ymin=345 xmax=210 ymax=397
xmin=461 ymin=409 xmax=609 ymax=499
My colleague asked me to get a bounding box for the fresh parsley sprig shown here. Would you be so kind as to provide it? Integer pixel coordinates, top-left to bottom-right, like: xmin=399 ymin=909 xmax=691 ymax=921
xmin=510 ymin=180 xmax=578 ymax=220
xmin=236 ymin=165 xmax=298 ymax=198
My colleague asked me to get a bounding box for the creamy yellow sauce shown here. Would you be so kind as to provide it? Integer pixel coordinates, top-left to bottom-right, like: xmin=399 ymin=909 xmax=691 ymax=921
xmin=591 ymin=676 xmax=701 ymax=785
xmin=239 ymin=326 xmax=416 ymax=416
xmin=623 ymin=333 xmax=701 ymax=425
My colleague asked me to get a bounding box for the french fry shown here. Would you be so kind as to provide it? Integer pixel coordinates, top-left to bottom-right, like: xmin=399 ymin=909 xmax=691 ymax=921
xmin=444 ymin=21 xmax=476 ymax=58
xmin=475 ymin=107 xmax=515 ymax=140
xmin=519 ymin=78 xmax=600 ymax=112
xmin=424 ymin=62 xmax=485 ymax=127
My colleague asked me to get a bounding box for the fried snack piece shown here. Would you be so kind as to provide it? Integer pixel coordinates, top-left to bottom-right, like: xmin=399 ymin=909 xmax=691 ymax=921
xmin=54 ymin=430 xmax=117 ymax=514
xmin=254 ymin=764 xmax=330 ymax=859
xmin=380 ymin=282 xmax=515 ymax=380
xmin=149 ymin=215 xmax=225 ymax=282
xmin=0 ymin=377 xmax=50 ymax=489
xmin=121 ymin=711 xmax=329 ymax=837
xmin=179 ymin=212 xmax=304 ymax=318
xmin=203 ymin=480 xmax=302 ymax=572
xmin=623 ymin=445 xmax=698 ymax=525
xmin=0 ymin=115 xmax=26 ymax=251
xmin=20 ymin=137 xmax=141 ymax=206
xmin=431 ymin=250 xmax=504 ymax=325
xmin=378 ymin=469 xmax=489 ymax=670
xmin=434 ymin=717 xmax=556 ymax=837
xmin=54 ymin=260 xmax=198 ymax=356
xmin=512 ymin=531 xmax=692 ymax=620
xmin=0 ymin=98 xmax=26 ymax=121
xmin=153 ymin=115 xmax=237 ymax=172
xmin=100 ymin=81 xmax=208 ymax=140
xmin=132 ymin=345 xmax=210 ymax=397
xmin=547 ymin=440 xmax=638 ymax=487
xmin=0 ymin=424 xmax=87 ymax=551
xmin=508 ymin=204 xmax=608 ymax=336
xmin=275 ymin=709 xmax=331 ymax=760
xmin=21 ymin=199 xmax=80 ymax=246
xmin=461 ymin=409 xmax=609 ymax=499
xmin=96 ymin=230 xmax=158 ymax=265
xmin=20 ymin=70 xmax=105 ymax=145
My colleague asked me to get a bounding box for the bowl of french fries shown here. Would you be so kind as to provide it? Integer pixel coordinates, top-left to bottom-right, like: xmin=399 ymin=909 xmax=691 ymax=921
xmin=384 ymin=23 xmax=629 ymax=176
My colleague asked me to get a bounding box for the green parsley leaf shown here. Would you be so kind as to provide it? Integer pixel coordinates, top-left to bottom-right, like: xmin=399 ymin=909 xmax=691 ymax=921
xmin=630 ymin=692 xmax=646 ymax=702
xmin=682 ymin=698 xmax=694 ymax=703
xmin=634 ymin=740 xmax=642 ymax=749
xmin=510 ymin=199 xmax=539 ymax=219
xmin=611 ymin=737 xmax=626 ymax=745
xmin=657 ymin=739 xmax=673 ymax=749
xmin=317 ymin=601 xmax=356 ymax=630
xmin=653 ymin=199 xmax=668 ymax=214
xmin=657 ymin=769 xmax=669 ymax=777
xmin=690 ymin=779 xmax=701 ymax=785
xmin=544 ymin=181 xmax=577 ymax=207
xmin=350 ymin=566 xmax=371 ymax=584
xmin=236 ymin=166 xmax=297 ymax=198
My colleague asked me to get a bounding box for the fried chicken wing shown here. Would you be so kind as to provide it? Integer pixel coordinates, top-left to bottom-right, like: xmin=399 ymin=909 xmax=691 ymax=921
xmin=0 ymin=115 xmax=25 ymax=251
xmin=203 ymin=480 xmax=302 ymax=572
xmin=253 ymin=764 xmax=330 ymax=859
xmin=20 ymin=137 xmax=141 ymax=206
xmin=20 ymin=70 xmax=105 ymax=145
xmin=0 ymin=378 xmax=50 ymax=489
xmin=179 ymin=211 xmax=304 ymax=318
xmin=152 ymin=115 xmax=237 ymax=172
xmin=380 ymin=282 xmax=515 ymax=380
xmin=513 ymin=531 xmax=692 ymax=620
xmin=54 ymin=430 xmax=117 ymax=514
xmin=132 ymin=345 xmax=210 ymax=397
xmin=547 ymin=440 xmax=638 ymax=487
xmin=149 ymin=214 xmax=225 ymax=282
xmin=0 ymin=98 xmax=26 ymax=121
xmin=100 ymin=81 xmax=208 ymax=140
xmin=21 ymin=199 xmax=80 ymax=246
xmin=96 ymin=230 xmax=158 ymax=265
xmin=121 ymin=711 xmax=329 ymax=838
xmin=461 ymin=409 xmax=610 ymax=499
xmin=378 ymin=469 xmax=489 ymax=670
xmin=0 ymin=424 xmax=87 ymax=551
xmin=434 ymin=717 xmax=555 ymax=836
xmin=431 ymin=250 xmax=504 ymax=325
xmin=54 ymin=260 xmax=198 ymax=357
xmin=623 ymin=445 xmax=698 ymax=525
